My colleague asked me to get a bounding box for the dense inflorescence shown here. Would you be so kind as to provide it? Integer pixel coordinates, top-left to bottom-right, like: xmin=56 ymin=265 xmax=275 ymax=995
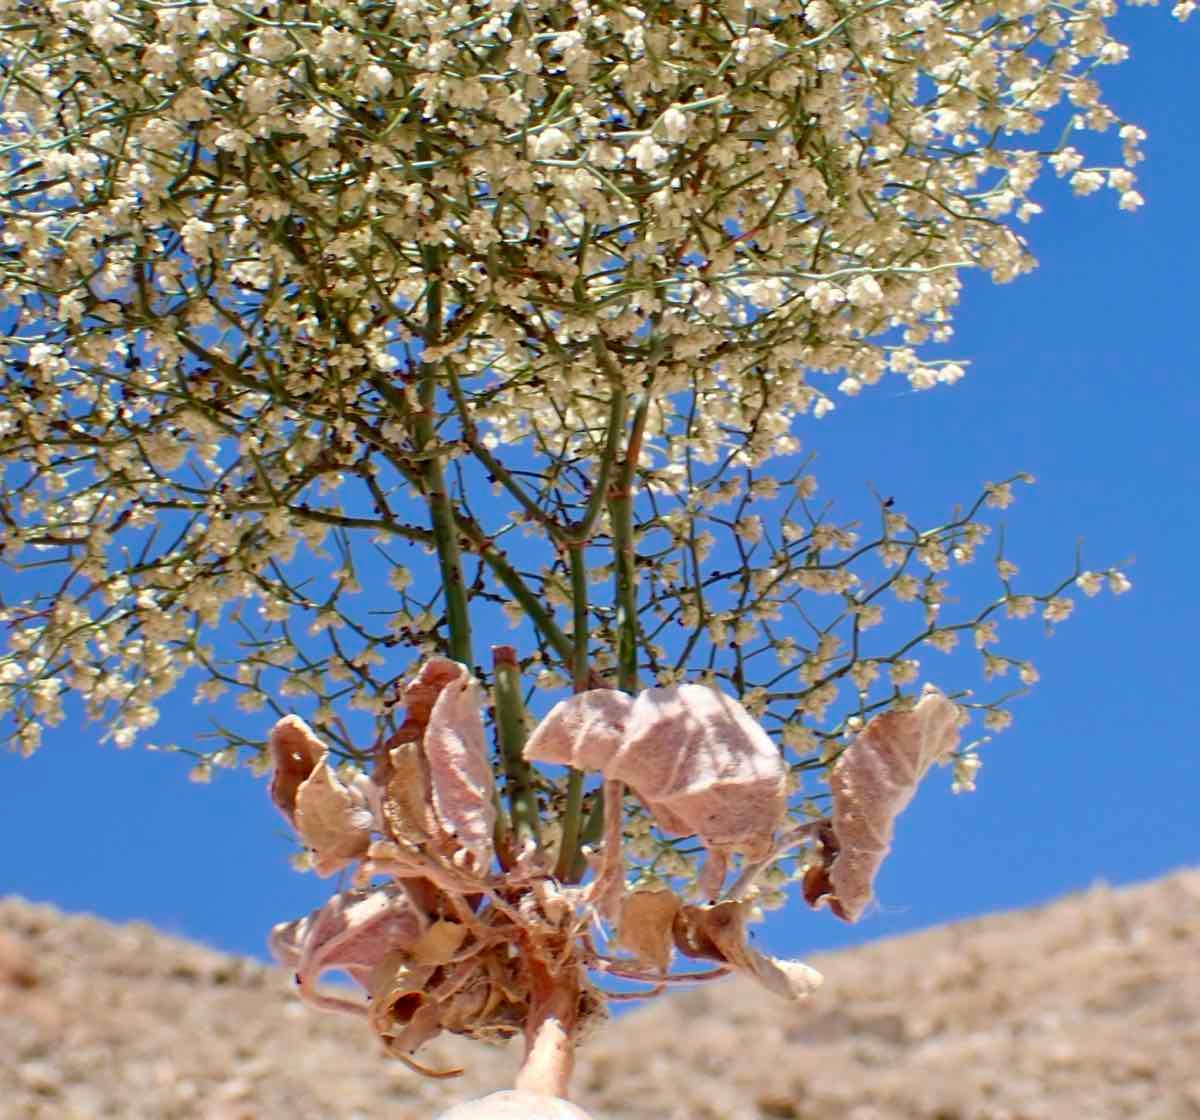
xmin=0 ymin=0 xmax=1150 ymax=761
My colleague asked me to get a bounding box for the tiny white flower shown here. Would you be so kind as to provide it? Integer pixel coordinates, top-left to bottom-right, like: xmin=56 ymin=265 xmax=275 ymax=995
xmin=1107 ymin=570 xmax=1133 ymax=594
xmin=952 ymin=752 xmax=982 ymax=794
xmin=1042 ymin=596 xmax=1074 ymax=623
xmin=659 ymin=106 xmax=689 ymax=144
xmin=996 ymin=558 xmax=1019 ymax=580
xmin=1006 ymin=595 xmax=1036 ymax=620
xmin=985 ymin=482 xmax=1014 ymax=509
xmin=984 ymin=708 xmax=1013 ymax=732
xmin=846 ymin=274 xmax=884 ymax=307
xmin=628 ymin=134 xmax=668 ymax=171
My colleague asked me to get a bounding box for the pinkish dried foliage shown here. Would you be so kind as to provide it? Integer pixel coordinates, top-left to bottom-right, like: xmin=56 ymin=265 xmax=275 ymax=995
xmin=807 ymin=687 xmax=961 ymax=922
xmin=524 ymin=683 xmax=787 ymax=872
xmin=264 ymin=660 xmax=962 ymax=1093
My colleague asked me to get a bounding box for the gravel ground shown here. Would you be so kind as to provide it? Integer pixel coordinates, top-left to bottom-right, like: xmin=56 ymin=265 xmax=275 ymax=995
xmin=2 ymin=869 xmax=1197 ymax=1119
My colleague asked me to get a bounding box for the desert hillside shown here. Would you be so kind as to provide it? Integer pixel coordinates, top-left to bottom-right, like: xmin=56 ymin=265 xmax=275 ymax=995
xmin=2 ymin=870 xmax=1197 ymax=1120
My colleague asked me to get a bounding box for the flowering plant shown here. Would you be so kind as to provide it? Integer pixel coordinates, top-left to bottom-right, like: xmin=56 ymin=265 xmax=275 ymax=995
xmin=0 ymin=0 xmax=1169 ymax=1106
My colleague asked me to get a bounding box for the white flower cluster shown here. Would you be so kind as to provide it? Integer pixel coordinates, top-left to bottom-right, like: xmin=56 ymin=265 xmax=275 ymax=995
xmin=0 ymin=0 xmax=1161 ymax=755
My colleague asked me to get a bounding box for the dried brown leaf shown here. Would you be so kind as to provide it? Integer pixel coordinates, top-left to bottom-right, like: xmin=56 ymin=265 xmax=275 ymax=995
xmin=368 ymin=957 xmax=438 ymax=1039
xmin=376 ymin=987 xmax=445 ymax=1057
xmin=269 ymin=883 xmax=428 ymax=998
xmin=525 ymin=684 xmax=785 ymax=905
xmin=396 ymin=658 xmax=465 ymax=742
xmin=613 ymin=685 xmax=786 ymax=861
xmin=267 ymin=715 xmax=326 ymax=826
xmin=409 ymin=919 xmax=470 ymax=967
xmin=438 ymin=951 xmax=529 ymax=1042
xmin=382 ymin=740 xmax=436 ymax=846
xmin=522 ymin=688 xmax=635 ymax=771
xmin=615 ymin=889 xmax=682 ymax=974
xmin=294 ymin=760 xmax=375 ymax=876
xmin=672 ymin=901 xmax=821 ymax=1002
xmin=816 ymin=686 xmax=961 ymax=922
xmin=748 ymin=953 xmax=824 ymax=1001
xmin=420 ymin=660 xmax=495 ymax=872
xmin=672 ymin=900 xmax=747 ymax=964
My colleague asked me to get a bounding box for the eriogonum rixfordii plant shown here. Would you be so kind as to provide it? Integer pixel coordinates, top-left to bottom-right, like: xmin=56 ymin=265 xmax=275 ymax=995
xmin=0 ymin=0 xmax=1161 ymax=1105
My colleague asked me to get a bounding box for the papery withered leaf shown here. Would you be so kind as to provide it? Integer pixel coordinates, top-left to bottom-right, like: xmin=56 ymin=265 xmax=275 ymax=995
xmin=397 ymin=658 xmax=466 ymax=742
xmin=614 ymin=888 xmax=681 ymax=974
xmin=270 ymin=884 xmax=428 ymax=997
xmin=673 ymin=901 xmax=822 ymax=1002
xmin=747 ymin=952 xmax=823 ymax=1001
xmin=409 ymin=919 xmax=470 ymax=967
xmin=801 ymin=821 xmax=842 ymax=916
xmin=382 ymin=740 xmax=436 ymax=846
xmin=267 ymin=715 xmax=325 ymax=827
xmin=379 ymin=993 xmax=446 ymax=1060
xmin=436 ymin=951 xmax=529 ymax=1043
xmin=294 ymin=760 xmax=375 ymax=876
xmin=522 ymin=688 xmax=635 ymax=771
xmin=816 ymin=686 xmax=961 ymax=922
xmin=613 ymin=685 xmax=786 ymax=861
xmin=368 ymin=958 xmax=437 ymax=1039
xmin=421 ymin=660 xmax=495 ymax=873
xmin=525 ymin=685 xmax=785 ymax=871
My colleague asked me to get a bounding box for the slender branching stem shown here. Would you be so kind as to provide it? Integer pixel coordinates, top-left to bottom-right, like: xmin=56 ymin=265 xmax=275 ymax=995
xmin=454 ymin=513 xmax=575 ymax=664
xmin=554 ymin=544 xmax=591 ymax=881
xmin=566 ymin=347 xmax=628 ymax=542
xmin=493 ymin=644 xmax=541 ymax=850
xmin=572 ymin=375 xmax=657 ymax=878
xmin=415 ymin=252 xmax=473 ymax=667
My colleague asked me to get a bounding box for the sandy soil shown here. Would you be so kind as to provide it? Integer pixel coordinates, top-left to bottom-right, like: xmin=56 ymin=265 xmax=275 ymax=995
xmin=2 ymin=869 xmax=1197 ymax=1119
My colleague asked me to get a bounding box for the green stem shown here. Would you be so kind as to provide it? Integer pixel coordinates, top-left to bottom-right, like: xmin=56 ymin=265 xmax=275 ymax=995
xmin=416 ymin=252 xmax=473 ymax=667
xmin=455 ymin=514 xmax=574 ymax=664
xmin=565 ymin=548 xmax=586 ymax=692
xmin=492 ymin=645 xmax=541 ymax=850
xmin=566 ymin=345 xmax=628 ymax=542
xmin=571 ymin=385 xmax=654 ymax=879
xmin=554 ymin=545 xmax=591 ymax=881
xmin=610 ymin=386 xmax=653 ymax=692
xmin=608 ymin=487 xmax=639 ymax=694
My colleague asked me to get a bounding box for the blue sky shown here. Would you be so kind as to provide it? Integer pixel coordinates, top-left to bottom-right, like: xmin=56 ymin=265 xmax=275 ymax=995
xmin=2 ymin=7 xmax=1196 ymax=973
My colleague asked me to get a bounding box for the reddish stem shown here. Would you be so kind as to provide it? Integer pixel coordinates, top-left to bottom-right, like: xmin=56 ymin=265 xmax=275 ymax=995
xmin=514 ymin=950 xmax=579 ymax=1099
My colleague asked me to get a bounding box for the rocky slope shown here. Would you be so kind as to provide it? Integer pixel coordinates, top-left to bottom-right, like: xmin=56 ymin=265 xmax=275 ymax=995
xmin=2 ymin=870 xmax=1197 ymax=1119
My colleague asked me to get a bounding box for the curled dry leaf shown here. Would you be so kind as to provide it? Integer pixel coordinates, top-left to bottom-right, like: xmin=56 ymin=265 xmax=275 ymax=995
xmin=810 ymin=686 xmax=962 ymax=922
xmin=269 ymin=883 xmax=428 ymax=1012
xmin=369 ymin=958 xmax=441 ymax=1050
xmin=521 ymin=688 xmax=635 ymax=771
xmin=614 ymin=889 xmax=682 ymax=974
xmin=524 ymin=683 xmax=786 ymax=874
xmin=295 ymin=763 xmax=377 ymax=876
xmin=672 ymin=900 xmax=822 ymax=1002
xmin=267 ymin=714 xmax=325 ymax=827
xmin=369 ymin=938 xmax=531 ymax=1062
xmin=382 ymin=658 xmax=495 ymax=873
xmin=267 ymin=715 xmax=374 ymax=876
xmin=420 ymin=660 xmax=495 ymax=872
xmin=395 ymin=658 xmax=466 ymax=743
xmin=617 ymin=685 xmax=787 ymax=862
xmin=380 ymin=740 xmax=436 ymax=846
